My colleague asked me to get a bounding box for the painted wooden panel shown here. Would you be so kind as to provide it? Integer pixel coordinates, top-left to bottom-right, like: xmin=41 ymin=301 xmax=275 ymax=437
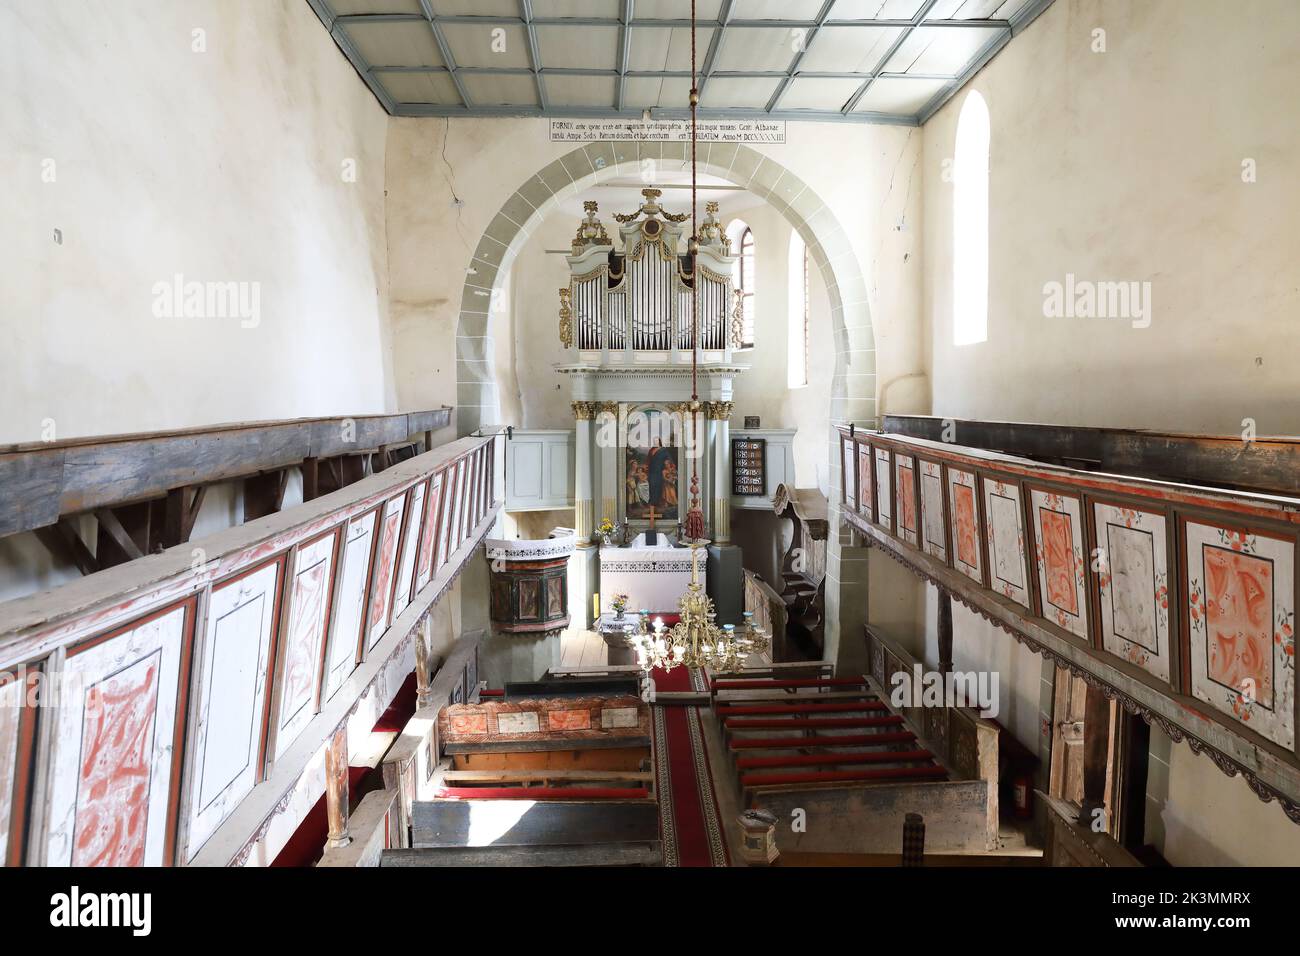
xmin=1095 ymin=502 xmax=1171 ymax=684
xmin=392 ymin=482 xmax=425 ymax=620
xmin=463 ymin=453 xmax=478 ymax=540
xmin=438 ymin=464 xmax=455 ymax=570
xmin=841 ymin=438 xmax=855 ymax=503
xmin=325 ymin=509 xmax=378 ymax=698
xmin=273 ymin=531 xmax=339 ymax=760
xmin=894 ymin=453 xmax=918 ymax=547
xmin=1030 ymin=489 xmax=1088 ymax=640
xmin=46 ymin=602 xmax=191 ymax=867
xmin=415 ymin=473 xmax=444 ymax=592
xmin=856 ymin=442 xmax=873 ymax=519
xmin=441 ymin=461 xmax=463 ymax=568
xmin=919 ymin=459 xmax=947 ymax=563
xmin=0 ymin=677 xmax=23 ymax=864
xmin=1186 ymin=521 xmax=1296 ymax=750
xmin=983 ymin=477 xmax=1029 ymax=609
xmin=186 ymin=559 xmax=281 ymax=858
xmin=365 ymin=495 xmax=408 ymax=651
xmin=452 ymin=460 xmax=468 ymax=549
xmin=946 ymin=467 xmax=983 ymax=585
xmin=874 ymin=447 xmax=892 ymax=529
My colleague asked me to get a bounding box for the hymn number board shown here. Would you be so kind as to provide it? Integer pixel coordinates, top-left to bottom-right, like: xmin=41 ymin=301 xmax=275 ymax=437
xmin=732 ymin=437 xmax=766 ymax=497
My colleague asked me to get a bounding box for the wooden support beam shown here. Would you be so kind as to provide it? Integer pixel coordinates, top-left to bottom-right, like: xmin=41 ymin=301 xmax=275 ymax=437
xmin=881 ymin=414 xmax=1300 ymax=497
xmin=301 ymin=458 xmax=320 ymax=502
xmin=340 ymin=455 xmax=367 ymax=487
xmin=244 ymin=470 xmax=290 ymax=521
xmin=1115 ymin=711 xmax=1150 ymax=851
xmin=936 ymin=590 xmax=953 ymax=675
xmin=95 ymin=508 xmax=144 ymax=561
xmin=415 ymin=616 xmax=434 ymax=711
xmin=34 ymin=520 xmax=98 ymax=576
xmin=1077 ymin=683 xmax=1112 ymax=828
xmin=0 ymin=407 xmax=453 ymax=540
xmin=325 ymin=725 xmax=351 ymax=849
xmin=162 ymin=486 xmax=207 ymax=548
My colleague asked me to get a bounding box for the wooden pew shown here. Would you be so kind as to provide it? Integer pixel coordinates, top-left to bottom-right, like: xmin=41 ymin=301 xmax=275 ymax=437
xmin=707 ymin=657 xmax=997 ymax=852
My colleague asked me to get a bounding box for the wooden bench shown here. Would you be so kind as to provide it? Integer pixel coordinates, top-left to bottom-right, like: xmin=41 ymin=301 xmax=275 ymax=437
xmin=742 ymin=766 xmax=950 ymax=790
xmin=717 ymin=700 xmax=888 ymax=716
xmin=431 ymin=767 xmax=653 ymax=800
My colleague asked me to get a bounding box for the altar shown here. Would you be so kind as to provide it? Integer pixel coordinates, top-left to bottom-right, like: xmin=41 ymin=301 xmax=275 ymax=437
xmin=547 ymin=189 xmax=749 ymax=628
xmin=598 ymin=537 xmax=704 ymax=616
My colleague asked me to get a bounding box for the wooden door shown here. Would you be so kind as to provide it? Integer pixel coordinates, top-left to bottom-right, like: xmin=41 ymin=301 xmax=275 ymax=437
xmin=1049 ymin=667 xmax=1089 ymax=805
xmin=1049 ymin=667 xmax=1120 ymax=835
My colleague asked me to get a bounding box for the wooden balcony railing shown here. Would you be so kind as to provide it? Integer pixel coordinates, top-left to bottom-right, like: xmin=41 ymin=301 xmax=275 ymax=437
xmin=0 ymin=407 xmax=453 ymax=564
xmin=837 ymin=420 xmax=1300 ymax=825
xmin=0 ymin=430 xmax=502 ymax=866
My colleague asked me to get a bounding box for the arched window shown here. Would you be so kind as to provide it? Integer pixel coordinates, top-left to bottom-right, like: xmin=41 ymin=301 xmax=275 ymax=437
xmin=953 ymin=90 xmax=989 ymax=346
xmin=735 ymin=224 xmax=755 ymax=348
xmin=788 ymin=230 xmax=808 ymax=387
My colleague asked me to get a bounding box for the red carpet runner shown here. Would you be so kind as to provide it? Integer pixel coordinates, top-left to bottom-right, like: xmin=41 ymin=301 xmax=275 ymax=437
xmin=651 ymin=667 xmax=730 ymax=867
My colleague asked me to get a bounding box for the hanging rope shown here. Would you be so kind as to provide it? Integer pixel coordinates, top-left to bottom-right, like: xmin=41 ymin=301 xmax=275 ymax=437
xmin=690 ymin=0 xmax=698 ymax=403
xmin=683 ymin=0 xmax=705 ymax=543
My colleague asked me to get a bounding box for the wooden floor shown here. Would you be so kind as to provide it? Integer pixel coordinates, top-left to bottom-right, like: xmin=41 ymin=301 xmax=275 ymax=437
xmin=559 ymin=629 xmax=609 ymax=669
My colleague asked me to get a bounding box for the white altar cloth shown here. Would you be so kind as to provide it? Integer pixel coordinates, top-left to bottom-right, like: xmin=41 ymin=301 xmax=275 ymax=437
xmin=598 ymin=542 xmax=703 ymax=615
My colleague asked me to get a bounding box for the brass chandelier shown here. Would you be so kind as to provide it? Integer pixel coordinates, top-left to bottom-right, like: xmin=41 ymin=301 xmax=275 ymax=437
xmin=624 ymin=0 xmax=771 ymax=677
xmin=627 ymin=544 xmax=771 ymax=674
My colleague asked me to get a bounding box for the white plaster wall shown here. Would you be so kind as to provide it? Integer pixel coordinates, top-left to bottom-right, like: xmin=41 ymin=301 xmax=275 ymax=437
xmin=922 ymin=0 xmax=1300 ymax=433
xmin=721 ymin=198 xmax=835 ymax=489
xmin=1146 ymin=729 xmax=1300 ymax=867
xmin=917 ymin=587 xmax=1044 ymax=751
xmin=384 ymin=118 xmax=926 ymax=436
xmin=917 ymin=0 xmax=1300 ymax=864
xmin=1 ymin=0 xmax=395 ymax=445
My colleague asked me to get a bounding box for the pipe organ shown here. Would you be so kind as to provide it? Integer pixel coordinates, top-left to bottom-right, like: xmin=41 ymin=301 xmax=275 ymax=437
xmin=560 ymin=190 xmax=741 ymax=360
xmin=546 ymin=188 xmax=750 ymax=633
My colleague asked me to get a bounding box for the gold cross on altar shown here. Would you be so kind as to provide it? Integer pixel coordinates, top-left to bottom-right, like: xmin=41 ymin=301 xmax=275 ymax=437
xmin=646 ymin=506 xmax=659 ymax=529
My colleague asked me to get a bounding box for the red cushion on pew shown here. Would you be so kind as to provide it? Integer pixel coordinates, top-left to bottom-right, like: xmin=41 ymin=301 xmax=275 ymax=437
xmin=725 ymin=716 xmax=903 ymax=730
xmin=712 ymin=677 xmax=867 ymax=691
xmin=736 ymin=749 xmax=935 ymax=770
xmin=728 ymin=731 xmax=916 ymax=750
xmin=741 ymin=766 xmax=949 ymax=788
xmin=717 ymin=701 xmax=884 ymax=716
xmin=479 ymin=688 xmax=505 ymax=698
xmin=434 ymin=786 xmax=650 ymax=801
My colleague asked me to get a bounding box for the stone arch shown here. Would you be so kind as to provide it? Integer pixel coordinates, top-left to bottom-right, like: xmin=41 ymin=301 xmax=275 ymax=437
xmin=453 ymin=142 xmax=876 ymax=667
xmin=453 ymin=141 xmax=876 ymax=440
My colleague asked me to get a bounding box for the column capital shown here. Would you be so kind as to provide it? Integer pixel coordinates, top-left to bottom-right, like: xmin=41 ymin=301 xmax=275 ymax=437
xmin=705 ymin=401 xmax=734 ymax=421
xmin=595 ymin=401 xmax=619 ymax=417
xmin=571 ymin=401 xmax=599 ymax=420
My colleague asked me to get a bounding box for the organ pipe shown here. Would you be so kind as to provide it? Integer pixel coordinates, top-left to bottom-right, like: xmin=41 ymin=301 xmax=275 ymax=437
xmin=560 ymin=189 xmax=737 ymax=355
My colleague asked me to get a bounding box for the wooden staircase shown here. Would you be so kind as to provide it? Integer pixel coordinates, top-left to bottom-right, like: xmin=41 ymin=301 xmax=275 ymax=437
xmin=771 ymin=484 xmax=828 ymax=657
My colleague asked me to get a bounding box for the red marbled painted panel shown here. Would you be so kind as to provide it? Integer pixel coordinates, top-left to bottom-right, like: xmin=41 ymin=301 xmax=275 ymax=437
xmin=1041 ymin=509 xmax=1078 ymax=616
xmin=73 ymin=652 xmax=161 ymax=867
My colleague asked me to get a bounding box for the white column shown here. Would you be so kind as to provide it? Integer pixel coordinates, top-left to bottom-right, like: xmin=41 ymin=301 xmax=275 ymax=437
xmin=597 ymin=403 xmax=619 ymax=532
xmin=573 ymin=402 xmax=595 ymax=544
xmin=711 ymin=402 xmax=733 ymax=543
